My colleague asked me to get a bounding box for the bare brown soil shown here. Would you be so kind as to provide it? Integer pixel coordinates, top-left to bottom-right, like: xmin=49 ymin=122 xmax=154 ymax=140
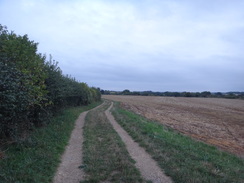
xmin=103 ymin=95 xmax=244 ymax=156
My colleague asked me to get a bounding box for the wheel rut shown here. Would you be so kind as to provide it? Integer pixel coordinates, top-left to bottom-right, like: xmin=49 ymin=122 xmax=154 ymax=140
xmin=105 ymin=102 xmax=172 ymax=183
xmin=53 ymin=111 xmax=87 ymax=183
xmin=53 ymin=103 xmax=103 ymax=183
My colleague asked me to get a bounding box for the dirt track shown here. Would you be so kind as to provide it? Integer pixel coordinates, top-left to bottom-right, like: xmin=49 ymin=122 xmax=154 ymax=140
xmin=103 ymin=95 xmax=244 ymax=156
xmin=53 ymin=102 xmax=172 ymax=183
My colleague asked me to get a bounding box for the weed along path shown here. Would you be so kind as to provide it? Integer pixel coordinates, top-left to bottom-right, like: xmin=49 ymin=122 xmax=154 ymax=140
xmin=105 ymin=102 xmax=173 ymax=183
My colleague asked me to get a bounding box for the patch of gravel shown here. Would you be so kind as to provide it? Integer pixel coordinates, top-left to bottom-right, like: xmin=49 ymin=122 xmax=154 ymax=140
xmin=105 ymin=102 xmax=173 ymax=183
xmin=53 ymin=111 xmax=88 ymax=183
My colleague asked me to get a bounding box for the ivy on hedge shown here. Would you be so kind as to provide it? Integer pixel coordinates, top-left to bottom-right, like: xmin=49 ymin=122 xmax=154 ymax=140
xmin=0 ymin=25 xmax=101 ymax=140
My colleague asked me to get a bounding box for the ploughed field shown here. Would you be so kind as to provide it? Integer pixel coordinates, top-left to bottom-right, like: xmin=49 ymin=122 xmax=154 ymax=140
xmin=103 ymin=95 xmax=244 ymax=156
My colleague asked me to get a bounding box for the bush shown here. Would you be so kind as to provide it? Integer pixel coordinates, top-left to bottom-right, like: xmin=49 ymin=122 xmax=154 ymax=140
xmin=0 ymin=25 xmax=101 ymax=140
xmin=0 ymin=62 xmax=31 ymax=139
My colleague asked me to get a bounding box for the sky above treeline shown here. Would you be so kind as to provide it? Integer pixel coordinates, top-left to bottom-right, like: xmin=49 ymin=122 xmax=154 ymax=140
xmin=1 ymin=0 xmax=244 ymax=92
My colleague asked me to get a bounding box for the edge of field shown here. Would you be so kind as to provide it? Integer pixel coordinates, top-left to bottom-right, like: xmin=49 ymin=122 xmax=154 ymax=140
xmin=111 ymin=101 xmax=244 ymax=183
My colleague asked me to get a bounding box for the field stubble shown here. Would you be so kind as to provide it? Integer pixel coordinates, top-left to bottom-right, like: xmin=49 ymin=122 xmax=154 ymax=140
xmin=103 ymin=95 xmax=244 ymax=156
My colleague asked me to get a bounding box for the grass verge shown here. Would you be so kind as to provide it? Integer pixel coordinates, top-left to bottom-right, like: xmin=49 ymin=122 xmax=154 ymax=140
xmin=82 ymin=101 xmax=145 ymax=183
xmin=0 ymin=101 xmax=102 ymax=183
xmin=112 ymin=102 xmax=244 ymax=183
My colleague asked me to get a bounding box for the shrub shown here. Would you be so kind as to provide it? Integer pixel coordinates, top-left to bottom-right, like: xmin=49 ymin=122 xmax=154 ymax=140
xmin=0 ymin=25 xmax=101 ymax=140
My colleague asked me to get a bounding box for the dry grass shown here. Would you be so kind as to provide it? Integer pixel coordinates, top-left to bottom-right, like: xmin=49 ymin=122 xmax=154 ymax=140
xmin=103 ymin=95 xmax=244 ymax=156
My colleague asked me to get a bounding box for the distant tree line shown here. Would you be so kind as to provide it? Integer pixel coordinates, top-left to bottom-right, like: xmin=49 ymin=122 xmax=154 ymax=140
xmin=0 ymin=25 xmax=101 ymax=140
xmin=101 ymin=89 xmax=244 ymax=99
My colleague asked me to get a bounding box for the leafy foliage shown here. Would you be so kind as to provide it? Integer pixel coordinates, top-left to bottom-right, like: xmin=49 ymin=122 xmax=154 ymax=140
xmin=0 ymin=25 xmax=101 ymax=140
xmin=0 ymin=62 xmax=31 ymax=138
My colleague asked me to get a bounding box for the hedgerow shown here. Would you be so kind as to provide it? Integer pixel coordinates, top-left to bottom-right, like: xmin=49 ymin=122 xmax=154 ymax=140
xmin=0 ymin=24 xmax=101 ymax=140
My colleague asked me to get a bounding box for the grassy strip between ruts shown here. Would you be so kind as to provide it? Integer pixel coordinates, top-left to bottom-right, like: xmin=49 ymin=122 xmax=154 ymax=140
xmin=82 ymin=100 xmax=147 ymax=183
xmin=111 ymin=102 xmax=244 ymax=183
xmin=0 ymin=101 xmax=102 ymax=183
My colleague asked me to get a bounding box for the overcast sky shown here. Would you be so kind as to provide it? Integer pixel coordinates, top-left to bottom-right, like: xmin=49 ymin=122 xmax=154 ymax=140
xmin=1 ymin=0 xmax=244 ymax=92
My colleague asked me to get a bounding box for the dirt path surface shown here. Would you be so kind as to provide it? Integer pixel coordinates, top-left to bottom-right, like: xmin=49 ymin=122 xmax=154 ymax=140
xmin=103 ymin=95 xmax=244 ymax=156
xmin=105 ymin=102 xmax=173 ymax=183
xmin=53 ymin=111 xmax=88 ymax=183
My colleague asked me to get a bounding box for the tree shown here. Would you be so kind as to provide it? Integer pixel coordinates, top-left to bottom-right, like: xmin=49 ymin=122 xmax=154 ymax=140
xmin=122 ymin=89 xmax=131 ymax=95
xmin=200 ymin=91 xmax=211 ymax=98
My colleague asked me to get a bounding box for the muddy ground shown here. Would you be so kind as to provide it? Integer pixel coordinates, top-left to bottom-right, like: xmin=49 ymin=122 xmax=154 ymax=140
xmin=103 ymin=95 xmax=244 ymax=156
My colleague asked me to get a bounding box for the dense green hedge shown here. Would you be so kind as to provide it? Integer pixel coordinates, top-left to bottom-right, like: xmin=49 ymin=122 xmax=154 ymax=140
xmin=0 ymin=25 xmax=101 ymax=140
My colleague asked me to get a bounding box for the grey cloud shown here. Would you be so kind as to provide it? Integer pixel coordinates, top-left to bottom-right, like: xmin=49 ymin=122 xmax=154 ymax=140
xmin=0 ymin=0 xmax=243 ymax=92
